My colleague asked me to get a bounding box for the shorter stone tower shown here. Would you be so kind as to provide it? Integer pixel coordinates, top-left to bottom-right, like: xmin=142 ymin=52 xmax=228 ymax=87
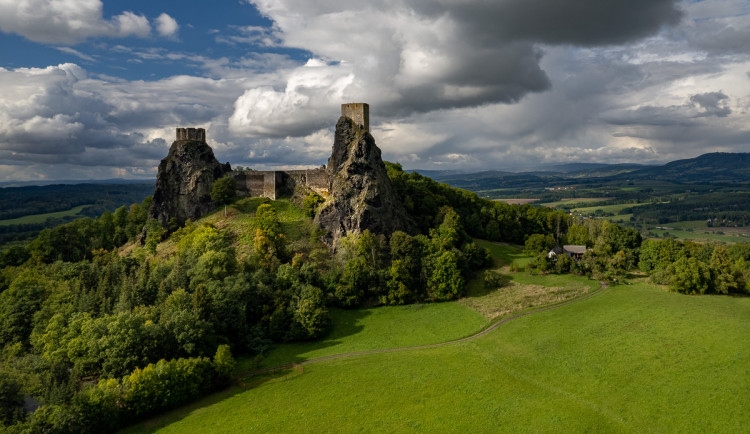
xmin=341 ymin=103 xmax=369 ymax=132
xmin=176 ymin=127 xmax=206 ymax=142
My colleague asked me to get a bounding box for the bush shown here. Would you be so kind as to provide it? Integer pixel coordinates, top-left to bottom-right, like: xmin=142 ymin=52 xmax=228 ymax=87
xmin=483 ymin=270 xmax=504 ymax=289
xmin=213 ymin=345 xmax=236 ymax=383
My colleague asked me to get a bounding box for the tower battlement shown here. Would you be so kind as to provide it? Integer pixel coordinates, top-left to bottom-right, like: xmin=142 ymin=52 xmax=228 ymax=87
xmin=176 ymin=127 xmax=206 ymax=143
xmin=341 ymin=103 xmax=369 ymax=132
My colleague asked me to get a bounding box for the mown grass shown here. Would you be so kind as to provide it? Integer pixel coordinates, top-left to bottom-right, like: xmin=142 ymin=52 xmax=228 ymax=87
xmin=257 ymin=303 xmax=488 ymax=368
xmin=475 ymin=239 xmax=530 ymax=268
xmin=0 ymin=204 xmax=90 ymax=226
xmin=131 ymin=283 xmax=750 ymax=433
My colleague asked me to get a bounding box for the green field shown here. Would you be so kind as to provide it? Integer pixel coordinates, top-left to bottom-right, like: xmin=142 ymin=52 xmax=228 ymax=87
xmin=257 ymin=303 xmax=488 ymax=368
xmin=0 ymin=204 xmax=90 ymax=226
xmin=541 ymin=198 xmax=613 ymax=208
xmin=571 ymin=202 xmax=645 ymax=215
xmin=129 ymin=282 xmax=750 ymax=433
xmin=649 ymin=228 xmax=748 ymax=243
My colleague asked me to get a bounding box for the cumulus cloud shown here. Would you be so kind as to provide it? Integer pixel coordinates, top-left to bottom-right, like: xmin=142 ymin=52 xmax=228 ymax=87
xmin=0 ymin=0 xmax=176 ymax=44
xmin=0 ymin=63 xmax=241 ymax=176
xmin=155 ymin=13 xmax=179 ymax=39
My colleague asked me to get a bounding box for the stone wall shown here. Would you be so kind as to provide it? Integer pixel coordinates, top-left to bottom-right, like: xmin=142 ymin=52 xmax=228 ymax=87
xmin=232 ymin=167 xmax=329 ymax=200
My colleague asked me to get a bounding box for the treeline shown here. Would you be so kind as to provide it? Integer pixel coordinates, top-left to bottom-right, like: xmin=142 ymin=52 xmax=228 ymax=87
xmin=639 ymin=238 xmax=750 ymax=295
xmin=2 ymin=346 xmax=235 ymax=433
xmin=628 ymin=192 xmax=750 ymax=225
xmin=388 ymin=163 xmax=570 ymax=245
xmin=0 ymin=183 xmax=153 ymax=220
xmin=0 ymin=183 xmax=154 ymax=245
xmin=0 ymin=198 xmax=152 ymax=267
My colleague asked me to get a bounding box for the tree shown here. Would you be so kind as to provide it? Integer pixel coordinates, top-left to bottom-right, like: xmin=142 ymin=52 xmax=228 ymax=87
xmin=144 ymin=219 xmax=165 ymax=254
xmin=710 ymin=246 xmax=743 ymax=295
xmin=524 ymin=233 xmax=555 ymax=256
xmin=427 ymin=250 xmax=464 ymax=301
xmin=566 ymin=224 xmax=589 ymax=246
xmin=0 ymin=369 xmax=24 ymax=426
xmin=213 ymin=344 xmax=236 ymax=380
xmin=211 ymin=176 xmax=236 ymax=216
xmin=668 ymin=256 xmax=711 ymax=295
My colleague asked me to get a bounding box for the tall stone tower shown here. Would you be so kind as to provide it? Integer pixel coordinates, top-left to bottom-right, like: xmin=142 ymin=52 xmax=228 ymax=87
xmin=176 ymin=127 xmax=206 ymax=142
xmin=341 ymin=103 xmax=369 ymax=132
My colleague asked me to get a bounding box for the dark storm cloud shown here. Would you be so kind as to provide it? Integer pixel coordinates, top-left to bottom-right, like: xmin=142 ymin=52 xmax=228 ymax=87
xmin=690 ymin=91 xmax=731 ymax=117
xmin=408 ymin=0 xmax=683 ymax=46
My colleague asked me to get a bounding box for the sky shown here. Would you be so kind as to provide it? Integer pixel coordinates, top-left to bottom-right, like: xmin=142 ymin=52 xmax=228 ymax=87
xmin=0 ymin=0 xmax=749 ymax=181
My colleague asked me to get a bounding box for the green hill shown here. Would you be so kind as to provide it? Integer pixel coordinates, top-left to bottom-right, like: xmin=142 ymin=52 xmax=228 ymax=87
xmin=129 ymin=282 xmax=750 ymax=432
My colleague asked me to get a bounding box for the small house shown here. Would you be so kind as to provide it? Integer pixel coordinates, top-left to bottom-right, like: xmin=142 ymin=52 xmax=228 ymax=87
xmin=548 ymin=245 xmax=588 ymax=260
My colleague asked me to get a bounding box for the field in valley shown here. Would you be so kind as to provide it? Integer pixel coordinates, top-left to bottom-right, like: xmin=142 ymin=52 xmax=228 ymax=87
xmin=0 ymin=204 xmax=90 ymax=226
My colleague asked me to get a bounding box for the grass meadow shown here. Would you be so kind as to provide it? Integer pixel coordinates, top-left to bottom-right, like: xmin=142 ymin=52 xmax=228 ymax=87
xmin=127 ymin=282 xmax=750 ymax=433
xmin=257 ymin=303 xmax=488 ymax=368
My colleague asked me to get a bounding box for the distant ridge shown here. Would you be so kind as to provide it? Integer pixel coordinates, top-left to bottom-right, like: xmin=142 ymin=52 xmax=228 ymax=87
xmin=621 ymin=152 xmax=750 ymax=183
xmin=425 ymin=152 xmax=750 ymax=190
xmin=0 ymin=179 xmax=153 ymax=188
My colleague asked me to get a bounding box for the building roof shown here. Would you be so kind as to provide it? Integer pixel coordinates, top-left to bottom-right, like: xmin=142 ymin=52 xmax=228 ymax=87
xmin=563 ymin=245 xmax=587 ymax=254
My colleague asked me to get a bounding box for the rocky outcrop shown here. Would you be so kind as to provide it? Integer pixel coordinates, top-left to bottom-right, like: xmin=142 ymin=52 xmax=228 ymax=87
xmin=315 ymin=116 xmax=415 ymax=247
xmin=148 ymin=135 xmax=231 ymax=230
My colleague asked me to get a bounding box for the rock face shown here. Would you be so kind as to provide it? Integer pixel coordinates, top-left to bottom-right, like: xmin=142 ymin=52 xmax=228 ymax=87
xmin=315 ymin=116 xmax=415 ymax=246
xmin=148 ymin=132 xmax=231 ymax=229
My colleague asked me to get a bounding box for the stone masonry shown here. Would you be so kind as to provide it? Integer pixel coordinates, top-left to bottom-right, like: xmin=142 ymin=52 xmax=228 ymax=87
xmin=341 ymin=103 xmax=369 ymax=132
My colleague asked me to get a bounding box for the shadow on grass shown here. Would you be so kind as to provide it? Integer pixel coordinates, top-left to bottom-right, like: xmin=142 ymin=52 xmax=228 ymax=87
xmin=121 ymin=368 xmax=301 ymax=434
xmin=256 ymin=307 xmax=371 ymax=368
xmin=232 ymin=197 xmax=269 ymax=214
xmin=465 ymin=273 xmax=513 ymax=298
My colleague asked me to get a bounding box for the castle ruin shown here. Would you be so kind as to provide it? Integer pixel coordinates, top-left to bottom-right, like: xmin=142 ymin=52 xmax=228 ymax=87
xmin=173 ymin=103 xmax=371 ymax=201
xmin=150 ymin=102 xmax=413 ymax=244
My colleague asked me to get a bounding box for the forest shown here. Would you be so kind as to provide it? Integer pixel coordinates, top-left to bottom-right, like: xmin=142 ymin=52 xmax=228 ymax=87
xmin=1 ymin=164 xmax=749 ymax=433
xmin=0 ymin=183 xmax=154 ymax=245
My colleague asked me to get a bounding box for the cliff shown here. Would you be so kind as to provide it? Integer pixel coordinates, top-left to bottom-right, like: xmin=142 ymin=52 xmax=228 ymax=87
xmin=148 ymin=132 xmax=231 ymax=230
xmin=315 ymin=116 xmax=416 ymax=246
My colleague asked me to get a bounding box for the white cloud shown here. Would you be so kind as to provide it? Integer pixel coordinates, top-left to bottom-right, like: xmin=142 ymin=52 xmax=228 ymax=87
xmin=155 ymin=13 xmax=179 ymax=39
xmin=3 ymin=0 xmax=750 ymax=181
xmin=0 ymin=0 xmax=177 ymax=44
xmin=55 ymin=46 xmax=97 ymax=62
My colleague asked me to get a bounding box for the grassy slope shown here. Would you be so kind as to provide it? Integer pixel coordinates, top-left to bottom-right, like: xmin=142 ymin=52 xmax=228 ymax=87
xmin=137 ymin=283 xmax=750 ymax=433
xmin=259 ymin=303 xmax=488 ymax=368
xmin=0 ymin=204 xmax=90 ymax=226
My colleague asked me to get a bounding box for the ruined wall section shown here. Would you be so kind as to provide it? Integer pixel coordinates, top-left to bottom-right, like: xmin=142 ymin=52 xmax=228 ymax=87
xmin=283 ymin=168 xmax=329 ymax=196
xmin=232 ymin=167 xmax=329 ymax=200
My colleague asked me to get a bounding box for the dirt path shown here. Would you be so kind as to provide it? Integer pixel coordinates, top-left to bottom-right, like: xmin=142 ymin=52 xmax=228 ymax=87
xmin=246 ymin=284 xmax=608 ymax=379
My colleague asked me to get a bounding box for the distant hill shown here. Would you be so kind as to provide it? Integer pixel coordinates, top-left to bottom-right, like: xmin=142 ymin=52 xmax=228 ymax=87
xmin=618 ymin=153 xmax=750 ymax=184
xmin=542 ymin=162 xmax=647 ymax=174
xmin=0 ymin=182 xmax=154 ymax=245
xmin=427 ymin=153 xmax=750 ymax=190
